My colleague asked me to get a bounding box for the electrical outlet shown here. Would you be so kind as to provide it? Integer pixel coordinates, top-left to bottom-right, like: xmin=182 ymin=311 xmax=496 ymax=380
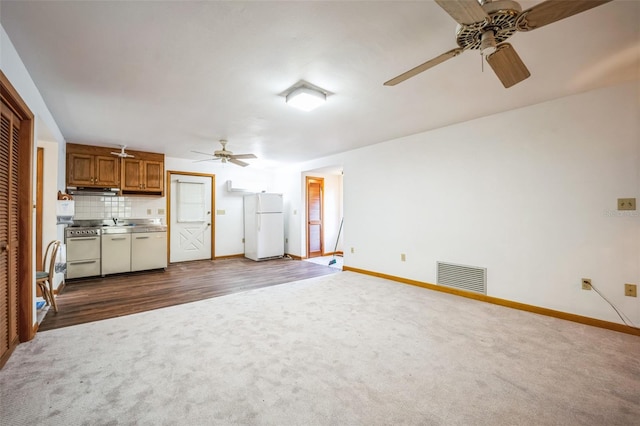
xmin=216 ymin=209 xmax=225 ymax=215
xmin=242 ymin=238 xmax=245 ymax=243
xmin=350 ymin=247 xmax=355 ymax=254
xmin=157 ymin=208 xmax=165 ymax=215
xmin=400 ymin=253 xmax=406 ymax=262
xmin=617 ymin=198 xmax=636 ymax=211
xmin=625 ymin=284 xmax=637 ymax=297
xmin=582 ymin=278 xmax=592 ymax=290
xmin=146 ymin=209 xmax=152 ymax=215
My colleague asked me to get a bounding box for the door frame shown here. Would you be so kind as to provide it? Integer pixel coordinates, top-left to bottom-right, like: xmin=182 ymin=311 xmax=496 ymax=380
xmin=166 ymin=171 xmax=216 ymax=262
xmin=1 ymin=70 xmax=35 ymax=348
xmin=305 ymin=176 xmax=324 ymax=258
xmin=36 ymin=147 xmax=44 ymax=269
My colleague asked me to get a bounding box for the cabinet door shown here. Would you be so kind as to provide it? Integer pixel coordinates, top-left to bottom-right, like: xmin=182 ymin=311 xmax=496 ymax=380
xmin=101 ymin=234 xmax=132 ymax=275
xmin=131 ymin=232 xmax=167 ymax=271
xmin=143 ymin=160 xmax=164 ymax=192
xmin=94 ymin=155 xmax=119 ymax=187
xmin=68 ymin=153 xmax=94 ymax=186
xmin=122 ymin=158 xmax=143 ymax=191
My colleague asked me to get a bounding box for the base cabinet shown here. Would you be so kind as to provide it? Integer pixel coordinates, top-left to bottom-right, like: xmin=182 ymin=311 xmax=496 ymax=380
xmin=131 ymin=232 xmax=167 ymax=271
xmin=101 ymin=234 xmax=132 ymax=275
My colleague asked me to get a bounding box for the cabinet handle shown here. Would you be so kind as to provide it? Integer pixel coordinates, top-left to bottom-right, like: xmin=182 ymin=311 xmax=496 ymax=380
xmin=111 ymin=237 xmax=127 ymax=241
xmin=71 ymin=237 xmax=98 ymax=241
xmin=69 ymin=260 xmax=97 ymax=265
xmin=136 ymin=236 xmax=150 ymax=239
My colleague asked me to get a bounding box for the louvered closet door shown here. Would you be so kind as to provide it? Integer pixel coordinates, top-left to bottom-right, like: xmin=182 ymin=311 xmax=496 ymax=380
xmin=0 ymin=100 xmax=20 ymax=363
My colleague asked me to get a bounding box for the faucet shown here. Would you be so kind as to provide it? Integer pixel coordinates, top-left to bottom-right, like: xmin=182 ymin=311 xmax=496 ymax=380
xmin=113 ymin=217 xmax=118 ymax=226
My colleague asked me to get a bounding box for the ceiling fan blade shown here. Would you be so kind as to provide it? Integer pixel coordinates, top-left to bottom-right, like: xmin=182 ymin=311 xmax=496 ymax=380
xmin=230 ymin=153 xmax=257 ymax=160
xmin=516 ymin=0 xmax=612 ymax=32
xmin=486 ymin=43 xmax=531 ymax=88
xmin=191 ymin=150 xmax=215 ymax=157
xmin=229 ymin=158 xmax=249 ymax=167
xmin=384 ymin=48 xmax=464 ymax=86
xmin=435 ymin=0 xmax=489 ymax=25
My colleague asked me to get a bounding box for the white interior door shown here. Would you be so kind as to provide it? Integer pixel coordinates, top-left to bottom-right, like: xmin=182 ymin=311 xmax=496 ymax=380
xmin=169 ymin=173 xmax=213 ymax=263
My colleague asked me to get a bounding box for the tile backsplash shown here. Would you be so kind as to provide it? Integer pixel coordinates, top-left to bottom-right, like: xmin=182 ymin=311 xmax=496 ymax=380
xmin=73 ymin=195 xmax=166 ymax=221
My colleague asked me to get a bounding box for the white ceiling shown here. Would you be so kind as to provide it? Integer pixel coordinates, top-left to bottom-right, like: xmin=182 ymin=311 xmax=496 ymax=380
xmin=1 ymin=1 xmax=638 ymax=169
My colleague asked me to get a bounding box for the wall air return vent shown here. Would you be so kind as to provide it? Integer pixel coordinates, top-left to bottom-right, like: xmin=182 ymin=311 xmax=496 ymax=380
xmin=437 ymin=262 xmax=487 ymax=294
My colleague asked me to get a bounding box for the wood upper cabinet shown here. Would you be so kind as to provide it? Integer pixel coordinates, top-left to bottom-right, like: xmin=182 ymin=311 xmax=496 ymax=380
xmin=67 ymin=144 xmax=119 ymax=188
xmin=67 ymin=143 xmax=164 ymax=196
xmin=121 ymin=151 xmax=164 ymax=195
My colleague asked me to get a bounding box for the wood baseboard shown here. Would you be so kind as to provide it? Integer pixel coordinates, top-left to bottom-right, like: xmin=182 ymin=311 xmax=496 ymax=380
xmin=286 ymin=254 xmax=303 ymax=260
xmin=214 ymin=254 xmax=245 ymax=260
xmin=343 ymin=266 xmax=640 ymax=337
xmin=32 ymin=321 xmax=39 ymax=335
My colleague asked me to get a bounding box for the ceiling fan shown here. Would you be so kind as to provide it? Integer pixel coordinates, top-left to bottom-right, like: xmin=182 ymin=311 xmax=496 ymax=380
xmin=111 ymin=145 xmax=134 ymax=158
xmin=192 ymin=140 xmax=257 ymax=167
xmin=384 ymin=0 xmax=612 ymax=88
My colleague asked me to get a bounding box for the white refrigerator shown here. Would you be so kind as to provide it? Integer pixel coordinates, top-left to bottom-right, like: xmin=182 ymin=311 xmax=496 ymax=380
xmin=244 ymin=193 xmax=284 ymax=261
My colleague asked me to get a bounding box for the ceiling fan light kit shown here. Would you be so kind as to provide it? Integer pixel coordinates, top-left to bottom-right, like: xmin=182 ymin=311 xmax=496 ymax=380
xmin=286 ymin=85 xmax=327 ymax=112
xmin=385 ymin=0 xmax=613 ymax=89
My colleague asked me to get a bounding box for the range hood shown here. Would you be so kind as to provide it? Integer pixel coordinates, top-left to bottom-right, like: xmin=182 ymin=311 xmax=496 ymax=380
xmin=66 ymin=186 xmax=120 ymax=196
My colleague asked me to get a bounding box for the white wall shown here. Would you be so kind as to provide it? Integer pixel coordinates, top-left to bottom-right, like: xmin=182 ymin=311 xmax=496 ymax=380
xmin=165 ymin=157 xmax=276 ymax=257
xmin=321 ymin=173 xmax=343 ymax=254
xmin=341 ymin=81 xmax=639 ymax=325
xmin=1 ymin=26 xmax=65 ymax=146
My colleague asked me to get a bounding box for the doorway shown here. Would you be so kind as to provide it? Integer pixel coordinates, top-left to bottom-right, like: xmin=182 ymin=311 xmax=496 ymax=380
xmin=306 ymin=176 xmax=324 ymax=258
xmin=167 ymin=171 xmax=215 ymax=262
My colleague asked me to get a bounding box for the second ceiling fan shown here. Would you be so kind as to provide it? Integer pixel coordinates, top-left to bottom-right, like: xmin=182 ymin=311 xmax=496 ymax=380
xmin=384 ymin=0 xmax=612 ymax=88
xmin=192 ymin=140 xmax=257 ymax=167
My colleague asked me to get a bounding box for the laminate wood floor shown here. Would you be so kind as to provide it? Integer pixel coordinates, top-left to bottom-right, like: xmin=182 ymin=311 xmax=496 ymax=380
xmin=39 ymin=257 xmax=340 ymax=332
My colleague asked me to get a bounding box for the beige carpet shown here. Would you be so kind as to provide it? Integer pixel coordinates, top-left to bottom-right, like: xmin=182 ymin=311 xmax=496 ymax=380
xmin=1 ymin=272 xmax=638 ymax=425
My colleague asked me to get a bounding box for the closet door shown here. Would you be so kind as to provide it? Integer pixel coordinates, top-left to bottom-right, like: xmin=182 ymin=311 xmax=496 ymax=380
xmin=0 ymin=100 xmax=20 ymax=367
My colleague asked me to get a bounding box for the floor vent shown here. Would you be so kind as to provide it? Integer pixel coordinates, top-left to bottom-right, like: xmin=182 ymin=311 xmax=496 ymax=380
xmin=437 ymin=262 xmax=487 ymax=294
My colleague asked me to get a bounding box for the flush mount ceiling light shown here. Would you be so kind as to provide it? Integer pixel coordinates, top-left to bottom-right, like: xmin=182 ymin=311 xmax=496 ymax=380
xmin=282 ymin=81 xmax=330 ymax=112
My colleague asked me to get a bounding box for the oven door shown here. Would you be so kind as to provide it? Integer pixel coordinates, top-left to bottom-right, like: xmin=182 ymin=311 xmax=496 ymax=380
xmin=66 ymin=236 xmax=101 ymax=261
